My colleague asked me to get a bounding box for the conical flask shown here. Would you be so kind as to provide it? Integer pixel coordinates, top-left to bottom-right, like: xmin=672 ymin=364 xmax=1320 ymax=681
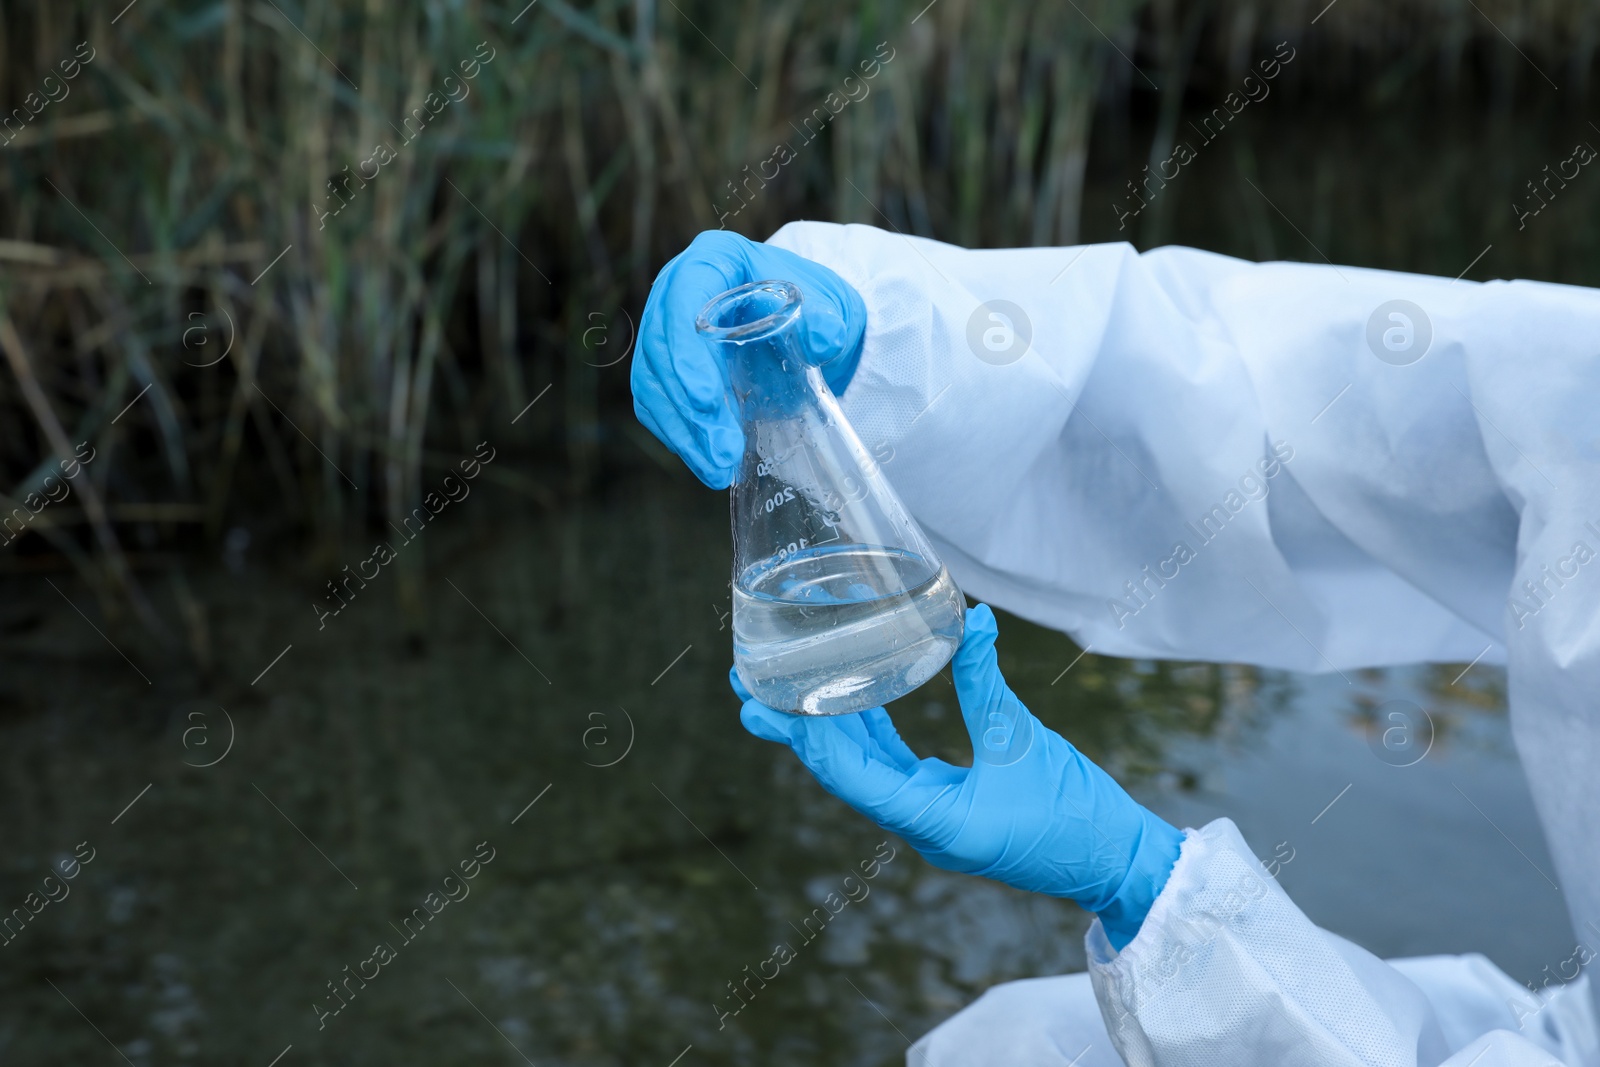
xmin=697 ymin=280 xmax=966 ymax=716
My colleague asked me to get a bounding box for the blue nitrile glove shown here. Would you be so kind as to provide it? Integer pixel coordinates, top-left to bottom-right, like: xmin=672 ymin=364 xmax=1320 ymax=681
xmin=737 ymin=604 xmax=1184 ymax=951
xmin=632 ymin=230 xmax=867 ymax=489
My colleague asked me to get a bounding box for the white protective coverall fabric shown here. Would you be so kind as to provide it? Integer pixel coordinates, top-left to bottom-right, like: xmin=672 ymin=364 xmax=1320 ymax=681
xmin=909 ymin=824 xmax=1597 ymax=1067
xmin=762 ymin=221 xmax=1600 ymax=1065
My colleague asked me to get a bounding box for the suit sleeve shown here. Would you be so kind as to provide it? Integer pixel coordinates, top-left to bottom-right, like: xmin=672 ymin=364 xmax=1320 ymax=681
xmin=767 ymin=220 xmax=1600 ymax=1067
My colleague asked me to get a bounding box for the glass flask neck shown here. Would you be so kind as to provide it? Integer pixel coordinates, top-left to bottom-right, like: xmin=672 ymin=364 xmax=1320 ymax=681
xmin=696 ymin=280 xmax=818 ymax=422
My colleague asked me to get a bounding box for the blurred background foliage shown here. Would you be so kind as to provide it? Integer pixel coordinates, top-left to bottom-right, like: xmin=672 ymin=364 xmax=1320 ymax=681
xmin=1 ymin=0 xmax=1598 ymax=650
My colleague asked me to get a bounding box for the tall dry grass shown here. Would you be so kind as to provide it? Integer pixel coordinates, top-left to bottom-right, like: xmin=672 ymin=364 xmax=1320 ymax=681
xmin=0 ymin=0 xmax=1590 ymax=640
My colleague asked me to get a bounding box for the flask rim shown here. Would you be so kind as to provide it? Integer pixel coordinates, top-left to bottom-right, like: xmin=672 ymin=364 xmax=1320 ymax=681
xmin=696 ymin=280 xmax=803 ymax=343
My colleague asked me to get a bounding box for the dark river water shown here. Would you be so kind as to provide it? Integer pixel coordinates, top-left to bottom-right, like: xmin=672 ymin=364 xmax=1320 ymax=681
xmin=0 ymin=467 xmax=1568 ymax=1066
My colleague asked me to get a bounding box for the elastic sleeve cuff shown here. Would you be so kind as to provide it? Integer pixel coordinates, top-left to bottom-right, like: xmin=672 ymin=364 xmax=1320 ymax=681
xmin=1086 ymin=819 xmax=1209 ymax=967
xmin=762 ymin=220 xmax=964 ymax=449
xmin=1084 ymin=818 xmax=1445 ymax=1066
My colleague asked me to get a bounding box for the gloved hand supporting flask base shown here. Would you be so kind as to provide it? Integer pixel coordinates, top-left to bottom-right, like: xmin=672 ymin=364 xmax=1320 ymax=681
xmin=739 ymin=604 xmax=1185 ymax=951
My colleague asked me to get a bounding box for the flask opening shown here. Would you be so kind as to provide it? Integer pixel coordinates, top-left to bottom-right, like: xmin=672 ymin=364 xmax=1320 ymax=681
xmin=696 ymin=280 xmax=802 ymax=343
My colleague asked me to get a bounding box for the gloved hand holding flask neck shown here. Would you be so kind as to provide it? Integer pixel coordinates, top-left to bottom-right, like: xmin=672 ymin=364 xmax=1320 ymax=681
xmin=632 ymin=230 xmax=867 ymax=489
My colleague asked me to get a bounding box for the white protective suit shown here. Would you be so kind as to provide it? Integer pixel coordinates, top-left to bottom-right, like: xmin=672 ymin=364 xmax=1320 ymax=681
xmin=765 ymin=221 xmax=1600 ymax=1067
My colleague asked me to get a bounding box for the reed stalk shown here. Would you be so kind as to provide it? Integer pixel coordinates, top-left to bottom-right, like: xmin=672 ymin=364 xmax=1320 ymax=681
xmin=0 ymin=0 xmax=1590 ymax=644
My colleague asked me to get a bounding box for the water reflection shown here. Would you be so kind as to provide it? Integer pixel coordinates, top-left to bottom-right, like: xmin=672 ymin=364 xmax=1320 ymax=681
xmin=0 ymin=471 xmax=1552 ymax=1066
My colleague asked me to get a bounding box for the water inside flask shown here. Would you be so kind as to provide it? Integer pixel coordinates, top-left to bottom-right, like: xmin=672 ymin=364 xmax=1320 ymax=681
xmin=696 ymin=280 xmax=966 ymax=716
